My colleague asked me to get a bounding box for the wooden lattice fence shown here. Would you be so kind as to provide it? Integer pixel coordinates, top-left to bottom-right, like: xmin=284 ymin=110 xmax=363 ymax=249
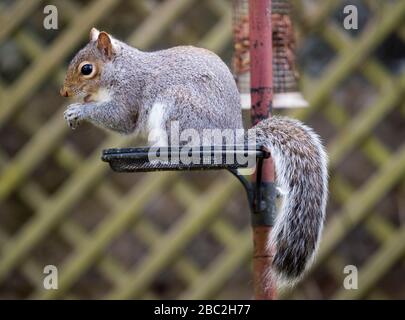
xmin=0 ymin=0 xmax=404 ymax=299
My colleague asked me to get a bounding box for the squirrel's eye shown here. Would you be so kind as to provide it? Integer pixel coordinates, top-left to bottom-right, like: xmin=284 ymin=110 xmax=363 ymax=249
xmin=81 ymin=64 xmax=93 ymax=75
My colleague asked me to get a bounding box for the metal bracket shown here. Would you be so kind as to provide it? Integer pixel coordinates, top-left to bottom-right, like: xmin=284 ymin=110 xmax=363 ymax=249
xmin=227 ymin=156 xmax=277 ymax=226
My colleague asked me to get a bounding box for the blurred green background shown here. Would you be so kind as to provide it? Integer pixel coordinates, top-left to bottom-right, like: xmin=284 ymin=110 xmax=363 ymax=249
xmin=0 ymin=0 xmax=404 ymax=299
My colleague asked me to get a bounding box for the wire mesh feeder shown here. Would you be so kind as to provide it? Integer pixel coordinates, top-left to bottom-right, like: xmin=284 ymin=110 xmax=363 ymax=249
xmin=101 ymin=144 xmax=272 ymax=212
xmin=232 ymin=0 xmax=308 ymax=109
xmin=102 ymin=144 xmax=269 ymax=172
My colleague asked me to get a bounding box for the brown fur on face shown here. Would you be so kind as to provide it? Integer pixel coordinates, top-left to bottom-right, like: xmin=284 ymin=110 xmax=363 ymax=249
xmin=60 ymin=48 xmax=104 ymax=101
xmin=60 ymin=29 xmax=114 ymax=102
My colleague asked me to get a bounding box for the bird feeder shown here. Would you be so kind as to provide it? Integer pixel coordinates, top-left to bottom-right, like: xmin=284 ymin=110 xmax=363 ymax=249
xmin=233 ymin=0 xmax=308 ymax=109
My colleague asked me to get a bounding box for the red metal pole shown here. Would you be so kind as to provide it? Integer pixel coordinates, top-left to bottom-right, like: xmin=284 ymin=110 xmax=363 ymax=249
xmin=249 ymin=0 xmax=276 ymax=299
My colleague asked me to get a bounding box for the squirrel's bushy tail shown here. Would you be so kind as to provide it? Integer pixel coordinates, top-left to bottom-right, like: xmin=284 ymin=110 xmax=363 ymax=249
xmin=251 ymin=116 xmax=328 ymax=287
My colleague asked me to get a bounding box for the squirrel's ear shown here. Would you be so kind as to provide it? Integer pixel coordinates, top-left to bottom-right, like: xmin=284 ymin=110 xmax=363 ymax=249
xmin=89 ymin=27 xmax=100 ymax=42
xmin=97 ymin=31 xmax=114 ymax=59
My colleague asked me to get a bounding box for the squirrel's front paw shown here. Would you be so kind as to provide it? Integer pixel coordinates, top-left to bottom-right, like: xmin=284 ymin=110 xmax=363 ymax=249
xmin=64 ymin=104 xmax=84 ymax=130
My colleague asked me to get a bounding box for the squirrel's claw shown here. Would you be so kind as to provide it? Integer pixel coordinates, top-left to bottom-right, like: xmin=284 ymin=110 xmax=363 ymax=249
xmin=64 ymin=103 xmax=83 ymax=130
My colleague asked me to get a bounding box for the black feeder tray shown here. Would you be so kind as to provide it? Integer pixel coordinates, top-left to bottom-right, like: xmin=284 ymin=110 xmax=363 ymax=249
xmin=102 ymin=145 xmax=277 ymax=225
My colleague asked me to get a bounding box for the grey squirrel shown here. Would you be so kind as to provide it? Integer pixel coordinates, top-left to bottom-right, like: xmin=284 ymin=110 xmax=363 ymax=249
xmin=61 ymin=28 xmax=328 ymax=288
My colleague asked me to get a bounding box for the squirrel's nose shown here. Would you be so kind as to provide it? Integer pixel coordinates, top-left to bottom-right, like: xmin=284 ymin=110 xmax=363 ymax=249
xmin=60 ymin=87 xmax=69 ymax=97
